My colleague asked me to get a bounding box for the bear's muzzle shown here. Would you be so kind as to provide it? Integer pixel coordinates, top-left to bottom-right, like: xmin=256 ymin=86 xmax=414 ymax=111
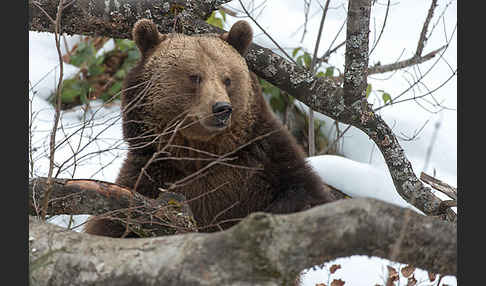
xmin=212 ymin=102 xmax=232 ymax=126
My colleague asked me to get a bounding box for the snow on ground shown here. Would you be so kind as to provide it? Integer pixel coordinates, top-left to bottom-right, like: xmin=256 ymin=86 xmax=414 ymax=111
xmin=306 ymin=155 xmax=423 ymax=213
xmin=29 ymin=0 xmax=456 ymax=282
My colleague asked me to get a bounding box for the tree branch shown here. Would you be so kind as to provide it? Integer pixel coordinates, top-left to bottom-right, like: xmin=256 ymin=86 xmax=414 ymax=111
xmin=342 ymin=0 xmax=371 ymax=105
xmin=29 ymin=177 xmax=197 ymax=236
xmin=420 ymin=172 xmax=457 ymax=201
xmin=416 ymin=0 xmax=438 ymax=57
xmin=29 ymin=198 xmax=456 ymax=285
xmin=29 ymin=0 xmax=231 ymax=38
xmin=41 ymin=0 xmax=66 ymax=220
xmin=368 ymin=45 xmax=446 ymax=75
xmin=368 ymin=0 xmax=442 ymax=76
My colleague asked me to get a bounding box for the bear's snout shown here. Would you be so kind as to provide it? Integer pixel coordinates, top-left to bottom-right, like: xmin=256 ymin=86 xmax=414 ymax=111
xmin=212 ymin=102 xmax=232 ymax=124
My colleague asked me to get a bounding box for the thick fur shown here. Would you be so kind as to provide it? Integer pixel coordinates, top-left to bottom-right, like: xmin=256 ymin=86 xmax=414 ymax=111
xmin=85 ymin=19 xmax=335 ymax=236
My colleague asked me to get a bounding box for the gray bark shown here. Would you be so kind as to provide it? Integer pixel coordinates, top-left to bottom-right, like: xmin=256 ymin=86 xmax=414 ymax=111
xmin=29 ymin=198 xmax=456 ymax=286
xmin=29 ymin=0 xmax=231 ymax=38
xmin=29 ymin=177 xmax=197 ymax=236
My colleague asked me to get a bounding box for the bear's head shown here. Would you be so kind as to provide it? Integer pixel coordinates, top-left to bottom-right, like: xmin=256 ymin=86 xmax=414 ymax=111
xmin=124 ymin=19 xmax=255 ymax=146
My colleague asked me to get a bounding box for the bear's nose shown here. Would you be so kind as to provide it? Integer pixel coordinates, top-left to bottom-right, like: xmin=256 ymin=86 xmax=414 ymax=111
xmin=212 ymin=102 xmax=232 ymax=121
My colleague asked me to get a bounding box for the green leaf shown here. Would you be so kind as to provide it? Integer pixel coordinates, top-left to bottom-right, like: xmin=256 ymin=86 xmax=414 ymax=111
xmin=366 ymin=83 xmax=372 ymax=98
xmin=100 ymin=81 xmax=123 ymax=102
xmin=87 ymin=63 xmax=104 ymax=77
xmin=260 ymin=79 xmax=280 ymax=98
xmin=206 ymin=11 xmax=224 ymax=29
xmin=58 ymin=78 xmax=89 ymax=103
xmin=114 ymin=69 xmax=126 ymax=80
xmin=288 ymin=95 xmax=295 ymax=105
xmin=315 ymin=71 xmax=326 ymax=78
xmin=94 ymin=54 xmax=105 ymax=66
xmin=219 ymin=9 xmax=226 ymax=22
xmin=292 ymin=47 xmax=302 ymax=58
xmin=269 ymin=95 xmax=286 ymax=113
xmin=80 ymin=90 xmax=89 ymax=104
xmin=126 ymin=49 xmax=141 ymax=62
xmin=382 ymin=92 xmax=392 ymax=104
xmin=296 ymin=55 xmax=304 ymax=67
xmin=303 ymin=52 xmax=312 ymax=68
xmin=116 ymin=39 xmax=136 ymax=52
xmin=325 ymin=67 xmax=334 ymax=77
xmin=69 ymin=42 xmax=96 ymax=67
xmin=108 ymin=81 xmax=123 ymax=97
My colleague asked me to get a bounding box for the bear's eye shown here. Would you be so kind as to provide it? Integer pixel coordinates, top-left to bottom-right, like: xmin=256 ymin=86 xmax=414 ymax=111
xmin=223 ymin=77 xmax=231 ymax=87
xmin=189 ymin=75 xmax=202 ymax=84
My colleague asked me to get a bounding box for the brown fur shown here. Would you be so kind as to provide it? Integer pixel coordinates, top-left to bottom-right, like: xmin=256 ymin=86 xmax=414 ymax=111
xmin=84 ymin=19 xmax=335 ymax=237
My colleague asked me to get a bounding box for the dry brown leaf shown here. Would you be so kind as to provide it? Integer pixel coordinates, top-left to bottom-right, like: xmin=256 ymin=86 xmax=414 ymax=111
xmin=387 ymin=266 xmax=399 ymax=281
xmin=315 ymin=284 xmax=326 ymax=286
xmin=406 ymin=276 xmax=417 ymax=286
xmin=428 ymin=272 xmax=437 ymax=281
xmin=401 ymin=265 xmax=416 ymax=278
xmin=330 ymin=264 xmax=342 ymax=274
xmin=330 ymin=279 xmax=345 ymax=286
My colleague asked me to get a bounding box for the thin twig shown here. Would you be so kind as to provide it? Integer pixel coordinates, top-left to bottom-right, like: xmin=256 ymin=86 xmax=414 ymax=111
xmin=369 ymin=0 xmax=390 ymax=56
xmin=218 ymin=6 xmax=238 ymax=17
xmin=319 ymin=124 xmax=351 ymax=155
xmin=31 ymin=1 xmax=56 ymax=24
xmin=368 ymin=45 xmax=446 ymax=75
xmin=299 ymin=0 xmax=312 ymax=43
xmin=422 ymin=119 xmax=441 ymax=172
xmin=41 ymin=0 xmax=65 ymax=220
xmin=169 ymin=129 xmax=280 ymax=189
xmin=308 ymin=0 xmax=331 ymax=156
xmin=237 ymin=0 xmax=296 ymax=64
xmin=420 ymin=172 xmax=457 ymax=201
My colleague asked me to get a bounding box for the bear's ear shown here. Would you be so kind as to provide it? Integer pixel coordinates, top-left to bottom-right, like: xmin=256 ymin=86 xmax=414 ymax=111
xmin=220 ymin=20 xmax=253 ymax=56
xmin=132 ymin=19 xmax=166 ymax=55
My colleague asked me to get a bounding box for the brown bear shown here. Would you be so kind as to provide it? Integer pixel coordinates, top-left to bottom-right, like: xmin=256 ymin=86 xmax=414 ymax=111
xmin=84 ymin=19 xmax=335 ymax=237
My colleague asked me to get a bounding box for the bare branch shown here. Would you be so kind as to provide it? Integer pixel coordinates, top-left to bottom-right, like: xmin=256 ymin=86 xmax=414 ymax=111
xmin=416 ymin=0 xmax=438 ymax=57
xmin=420 ymin=172 xmax=457 ymax=201
xmin=41 ymin=0 xmax=66 ymax=220
xmin=318 ymin=124 xmax=352 ymax=155
xmin=368 ymin=45 xmax=446 ymax=75
xmin=299 ymin=0 xmax=312 ymax=43
xmin=237 ymin=0 xmax=296 ymax=64
xmin=308 ymin=0 xmax=331 ymax=156
xmin=218 ymin=6 xmax=238 ymax=17
xmin=368 ymin=0 xmax=390 ymax=56
xmin=29 ymin=177 xmax=197 ymax=236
